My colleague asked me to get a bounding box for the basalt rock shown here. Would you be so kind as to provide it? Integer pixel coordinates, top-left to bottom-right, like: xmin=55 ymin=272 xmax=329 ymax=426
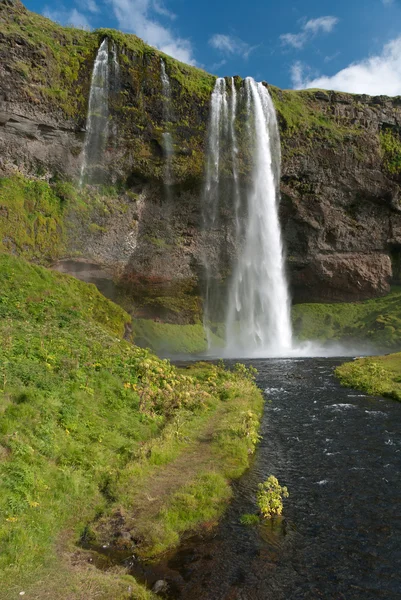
xmin=1 ymin=1 xmax=401 ymax=319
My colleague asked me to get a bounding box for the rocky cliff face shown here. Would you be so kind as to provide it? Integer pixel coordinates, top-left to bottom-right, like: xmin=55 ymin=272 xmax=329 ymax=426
xmin=1 ymin=0 xmax=401 ymax=322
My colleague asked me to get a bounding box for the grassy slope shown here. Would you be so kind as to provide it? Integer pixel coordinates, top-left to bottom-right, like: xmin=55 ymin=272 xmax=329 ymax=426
xmin=292 ymin=288 xmax=401 ymax=351
xmin=336 ymin=353 xmax=401 ymax=402
xmin=0 ymin=254 xmax=263 ymax=598
xmin=1 ymin=0 xmax=215 ymax=119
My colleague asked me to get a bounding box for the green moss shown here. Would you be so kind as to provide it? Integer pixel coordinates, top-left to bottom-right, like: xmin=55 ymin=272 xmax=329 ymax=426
xmin=292 ymin=288 xmax=401 ymax=349
xmin=0 ymin=175 xmax=66 ymax=261
xmin=132 ymin=319 xmax=217 ymax=354
xmin=380 ymin=129 xmax=401 ymax=174
xmin=336 ymin=353 xmax=401 ymax=401
xmin=1 ymin=2 xmax=97 ymax=118
xmin=0 ymin=253 xmax=129 ymax=337
xmin=269 ymin=86 xmax=362 ymax=143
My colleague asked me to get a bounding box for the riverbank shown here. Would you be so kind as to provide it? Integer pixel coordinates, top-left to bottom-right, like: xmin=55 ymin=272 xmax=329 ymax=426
xmin=0 ymin=254 xmax=263 ymax=599
xmin=336 ymin=353 xmax=401 ymax=401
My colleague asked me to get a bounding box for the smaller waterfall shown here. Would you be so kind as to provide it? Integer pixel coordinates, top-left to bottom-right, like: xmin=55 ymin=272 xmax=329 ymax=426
xmin=160 ymin=60 xmax=174 ymax=192
xmin=110 ymin=41 xmax=120 ymax=91
xmin=110 ymin=41 xmax=120 ymax=146
xmin=80 ymin=38 xmax=110 ymax=185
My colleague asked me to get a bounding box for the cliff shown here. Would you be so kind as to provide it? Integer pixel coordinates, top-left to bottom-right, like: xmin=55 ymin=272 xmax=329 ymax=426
xmin=1 ymin=0 xmax=401 ymax=323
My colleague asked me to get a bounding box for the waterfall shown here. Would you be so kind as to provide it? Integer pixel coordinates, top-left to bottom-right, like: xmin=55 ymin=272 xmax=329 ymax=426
xmin=80 ymin=38 xmax=110 ymax=185
xmin=229 ymin=77 xmax=241 ymax=240
xmin=160 ymin=59 xmax=174 ymax=192
xmin=201 ymin=77 xmax=228 ymax=344
xmin=225 ymin=78 xmax=292 ymax=355
xmin=202 ymin=76 xmax=293 ymax=356
xmin=110 ymin=41 xmax=120 ymax=91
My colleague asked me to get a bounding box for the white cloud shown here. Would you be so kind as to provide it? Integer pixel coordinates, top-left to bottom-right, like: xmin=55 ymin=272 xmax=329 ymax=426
xmin=80 ymin=0 xmax=99 ymax=13
xmin=108 ymin=0 xmax=195 ymax=65
xmin=280 ymin=15 xmax=339 ymax=49
xmin=44 ymin=6 xmax=91 ymax=28
xmin=209 ymin=33 xmax=256 ymax=59
xmin=383 ymin=0 xmax=393 ymax=5
xmin=304 ymin=16 xmax=338 ymax=34
xmin=293 ymin=35 xmax=401 ymax=96
xmin=152 ymin=0 xmax=176 ymax=20
xmin=290 ymin=61 xmax=304 ymax=88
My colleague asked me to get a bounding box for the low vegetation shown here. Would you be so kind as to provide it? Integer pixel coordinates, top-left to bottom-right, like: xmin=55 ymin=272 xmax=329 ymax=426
xmin=336 ymin=353 xmax=401 ymax=401
xmin=0 ymin=253 xmax=263 ymax=598
xmin=292 ymin=288 xmax=401 ymax=350
xmin=269 ymin=86 xmax=362 ymax=144
xmin=132 ymin=319 xmax=224 ymax=354
xmin=257 ymin=476 xmax=289 ymax=519
xmin=380 ymin=128 xmax=401 ymax=175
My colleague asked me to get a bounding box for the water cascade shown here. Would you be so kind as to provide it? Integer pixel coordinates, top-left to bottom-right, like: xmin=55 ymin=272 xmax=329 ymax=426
xmin=202 ymin=77 xmax=293 ymax=356
xmin=109 ymin=41 xmax=120 ymax=146
xmin=160 ymin=60 xmax=174 ymax=195
xmin=201 ymin=77 xmax=228 ymax=344
xmin=80 ymin=38 xmax=110 ymax=185
xmin=110 ymin=41 xmax=120 ymax=91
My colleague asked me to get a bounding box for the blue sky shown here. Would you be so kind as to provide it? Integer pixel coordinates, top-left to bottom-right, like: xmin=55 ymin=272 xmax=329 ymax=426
xmin=24 ymin=0 xmax=401 ymax=95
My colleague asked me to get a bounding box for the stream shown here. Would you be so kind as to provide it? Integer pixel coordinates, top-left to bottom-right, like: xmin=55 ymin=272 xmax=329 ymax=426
xmin=130 ymin=357 xmax=401 ymax=599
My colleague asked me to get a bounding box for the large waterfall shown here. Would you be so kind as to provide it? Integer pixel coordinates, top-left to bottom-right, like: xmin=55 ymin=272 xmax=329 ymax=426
xmin=202 ymin=76 xmax=293 ymax=356
xmin=80 ymin=38 xmax=110 ymax=185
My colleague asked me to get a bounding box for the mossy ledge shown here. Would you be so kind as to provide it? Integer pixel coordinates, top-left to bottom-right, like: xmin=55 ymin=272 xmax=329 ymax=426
xmin=336 ymin=353 xmax=401 ymax=402
xmin=292 ymin=288 xmax=401 ymax=351
xmin=0 ymin=253 xmax=263 ymax=599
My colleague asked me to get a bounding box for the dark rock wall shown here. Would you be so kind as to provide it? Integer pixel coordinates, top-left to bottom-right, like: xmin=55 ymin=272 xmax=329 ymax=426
xmin=1 ymin=1 xmax=401 ymax=320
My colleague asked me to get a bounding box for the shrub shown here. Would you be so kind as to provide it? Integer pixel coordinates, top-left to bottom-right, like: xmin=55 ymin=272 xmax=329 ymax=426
xmin=240 ymin=513 xmax=260 ymax=526
xmin=257 ymin=475 xmax=289 ymax=519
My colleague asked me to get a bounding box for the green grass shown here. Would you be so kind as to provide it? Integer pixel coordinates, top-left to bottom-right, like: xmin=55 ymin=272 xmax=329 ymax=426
xmin=1 ymin=1 xmax=97 ymax=117
xmin=292 ymin=288 xmax=401 ymax=350
xmin=269 ymin=86 xmax=362 ymax=142
xmin=380 ymin=129 xmax=401 ymax=175
xmin=336 ymin=353 xmax=401 ymax=401
xmin=0 ymin=176 xmax=67 ymax=261
xmin=0 ymin=253 xmax=263 ymax=597
xmin=133 ymin=319 xmax=223 ymax=354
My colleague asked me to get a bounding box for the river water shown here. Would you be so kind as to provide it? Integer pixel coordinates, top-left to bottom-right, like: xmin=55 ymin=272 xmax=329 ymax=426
xmin=135 ymin=357 xmax=401 ymax=599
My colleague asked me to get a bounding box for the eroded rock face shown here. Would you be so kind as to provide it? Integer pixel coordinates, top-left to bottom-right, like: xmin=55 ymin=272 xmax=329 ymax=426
xmin=1 ymin=1 xmax=401 ymax=316
xmin=276 ymin=89 xmax=401 ymax=302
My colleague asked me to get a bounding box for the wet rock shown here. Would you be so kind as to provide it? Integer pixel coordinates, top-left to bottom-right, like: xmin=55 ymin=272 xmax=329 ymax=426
xmin=152 ymin=579 xmax=169 ymax=594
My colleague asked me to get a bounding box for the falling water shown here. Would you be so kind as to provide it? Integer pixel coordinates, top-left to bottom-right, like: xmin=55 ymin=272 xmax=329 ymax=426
xmin=160 ymin=60 xmax=174 ymax=192
xmin=110 ymin=41 xmax=120 ymax=91
xmin=229 ymin=77 xmax=241 ymax=239
xmin=202 ymin=76 xmax=292 ymax=356
xmin=202 ymin=78 xmax=228 ymax=344
xmin=110 ymin=41 xmax=120 ymax=146
xmin=80 ymin=38 xmax=110 ymax=185
xmin=225 ymin=78 xmax=292 ymax=355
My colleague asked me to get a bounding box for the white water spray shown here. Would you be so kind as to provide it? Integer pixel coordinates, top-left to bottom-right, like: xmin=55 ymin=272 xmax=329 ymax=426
xmin=80 ymin=38 xmax=110 ymax=185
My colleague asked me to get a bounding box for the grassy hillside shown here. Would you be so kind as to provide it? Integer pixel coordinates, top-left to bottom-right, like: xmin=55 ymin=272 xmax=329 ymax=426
xmin=336 ymin=353 xmax=401 ymax=401
xmin=0 ymin=0 xmax=215 ymax=120
xmin=0 ymin=253 xmax=263 ymax=599
xmin=292 ymin=288 xmax=401 ymax=351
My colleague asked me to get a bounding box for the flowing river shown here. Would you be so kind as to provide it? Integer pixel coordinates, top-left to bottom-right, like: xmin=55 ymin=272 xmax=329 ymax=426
xmin=131 ymin=357 xmax=401 ymax=599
